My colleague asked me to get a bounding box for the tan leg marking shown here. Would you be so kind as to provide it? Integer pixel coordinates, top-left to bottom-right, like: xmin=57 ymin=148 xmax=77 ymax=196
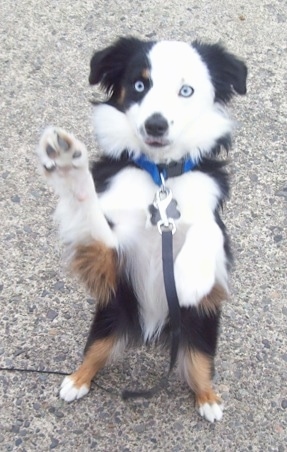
xmin=197 ymin=284 xmax=228 ymax=316
xmin=71 ymin=241 xmax=118 ymax=305
xmin=181 ymin=350 xmax=214 ymax=397
xmin=71 ymin=336 xmax=115 ymax=388
xmin=141 ymin=68 xmax=150 ymax=79
xmin=60 ymin=336 xmax=115 ymax=402
xmin=180 ymin=349 xmax=223 ymax=421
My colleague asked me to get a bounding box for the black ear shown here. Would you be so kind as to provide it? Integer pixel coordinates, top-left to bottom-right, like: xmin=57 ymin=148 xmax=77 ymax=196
xmin=89 ymin=36 xmax=147 ymax=96
xmin=192 ymin=41 xmax=248 ymax=103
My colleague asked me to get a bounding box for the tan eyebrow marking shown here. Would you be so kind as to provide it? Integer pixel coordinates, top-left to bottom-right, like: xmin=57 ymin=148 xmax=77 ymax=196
xmin=141 ymin=68 xmax=150 ymax=79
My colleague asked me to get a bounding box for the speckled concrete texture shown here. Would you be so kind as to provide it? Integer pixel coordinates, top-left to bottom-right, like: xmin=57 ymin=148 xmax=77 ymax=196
xmin=0 ymin=0 xmax=286 ymax=450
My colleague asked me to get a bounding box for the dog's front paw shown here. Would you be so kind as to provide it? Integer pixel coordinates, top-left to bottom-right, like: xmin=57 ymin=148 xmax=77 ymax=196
xmin=37 ymin=127 xmax=94 ymax=201
xmin=59 ymin=375 xmax=90 ymax=403
xmin=175 ymin=251 xmax=215 ymax=307
xmin=37 ymin=126 xmax=88 ymax=174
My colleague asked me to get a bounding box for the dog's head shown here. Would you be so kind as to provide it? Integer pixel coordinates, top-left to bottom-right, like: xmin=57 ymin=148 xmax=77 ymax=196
xmin=90 ymin=37 xmax=247 ymax=163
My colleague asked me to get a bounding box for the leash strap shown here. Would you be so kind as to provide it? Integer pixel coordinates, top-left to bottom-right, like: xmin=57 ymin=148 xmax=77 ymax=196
xmin=122 ymin=182 xmax=181 ymax=400
xmin=161 ymin=229 xmax=181 ymax=372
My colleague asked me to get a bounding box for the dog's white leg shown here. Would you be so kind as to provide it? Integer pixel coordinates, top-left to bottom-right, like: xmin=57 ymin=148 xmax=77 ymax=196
xmin=174 ymin=221 xmax=227 ymax=307
xmin=37 ymin=126 xmax=117 ymax=249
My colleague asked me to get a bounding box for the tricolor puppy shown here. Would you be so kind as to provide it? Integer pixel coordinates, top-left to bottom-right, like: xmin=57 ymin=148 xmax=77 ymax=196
xmin=37 ymin=37 xmax=247 ymax=422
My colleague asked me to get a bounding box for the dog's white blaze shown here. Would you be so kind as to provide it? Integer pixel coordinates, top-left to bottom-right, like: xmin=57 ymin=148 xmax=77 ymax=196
xmin=148 ymin=41 xmax=212 ymax=89
xmin=92 ymin=41 xmax=233 ymax=163
xmin=139 ymin=41 xmax=215 ymax=124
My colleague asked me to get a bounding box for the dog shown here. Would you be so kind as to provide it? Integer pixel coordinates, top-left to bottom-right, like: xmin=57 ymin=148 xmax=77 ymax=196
xmin=37 ymin=36 xmax=247 ymax=422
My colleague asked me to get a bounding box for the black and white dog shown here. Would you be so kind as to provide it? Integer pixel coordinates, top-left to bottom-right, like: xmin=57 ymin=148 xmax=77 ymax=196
xmin=37 ymin=37 xmax=247 ymax=422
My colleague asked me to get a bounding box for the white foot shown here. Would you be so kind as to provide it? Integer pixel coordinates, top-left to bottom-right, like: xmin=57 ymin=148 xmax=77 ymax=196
xmin=198 ymin=402 xmax=223 ymax=423
xmin=59 ymin=375 xmax=90 ymax=403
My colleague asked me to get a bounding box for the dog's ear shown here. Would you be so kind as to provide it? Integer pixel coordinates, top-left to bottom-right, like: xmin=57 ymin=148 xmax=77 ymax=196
xmin=192 ymin=41 xmax=247 ymax=103
xmin=89 ymin=37 xmax=146 ymax=96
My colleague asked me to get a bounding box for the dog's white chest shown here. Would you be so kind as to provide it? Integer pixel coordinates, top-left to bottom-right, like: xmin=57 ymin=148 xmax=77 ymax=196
xmin=98 ymin=166 xmax=227 ymax=338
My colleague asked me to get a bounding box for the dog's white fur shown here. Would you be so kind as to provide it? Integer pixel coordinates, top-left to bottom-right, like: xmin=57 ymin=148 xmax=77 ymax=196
xmin=37 ymin=41 xmax=237 ymax=421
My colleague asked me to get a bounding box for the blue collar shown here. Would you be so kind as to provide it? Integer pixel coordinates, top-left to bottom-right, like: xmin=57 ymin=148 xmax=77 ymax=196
xmin=132 ymin=154 xmax=197 ymax=186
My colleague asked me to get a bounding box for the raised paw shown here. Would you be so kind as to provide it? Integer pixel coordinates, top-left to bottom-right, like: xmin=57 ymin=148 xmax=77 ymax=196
xmin=59 ymin=375 xmax=90 ymax=403
xmin=37 ymin=126 xmax=88 ymax=173
xmin=198 ymin=401 xmax=223 ymax=423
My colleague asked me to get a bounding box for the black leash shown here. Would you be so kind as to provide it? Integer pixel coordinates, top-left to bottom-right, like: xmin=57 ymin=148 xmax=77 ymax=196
xmin=0 ymin=366 xmax=119 ymax=397
xmin=0 ymin=366 xmax=69 ymax=377
xmin=122 ymin=180 xmax=181 ymax=400
xmin=161 ymin=229 xmax=181 ymax=372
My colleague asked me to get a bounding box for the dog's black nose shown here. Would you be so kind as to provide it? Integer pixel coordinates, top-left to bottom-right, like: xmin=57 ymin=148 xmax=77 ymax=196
xmin=144 ymin=113 xmax=168 ymax=137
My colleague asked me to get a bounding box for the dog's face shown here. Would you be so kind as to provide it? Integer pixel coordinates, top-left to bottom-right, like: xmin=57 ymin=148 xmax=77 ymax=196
xmin=90 ymin=37 xmax=247 ymax=162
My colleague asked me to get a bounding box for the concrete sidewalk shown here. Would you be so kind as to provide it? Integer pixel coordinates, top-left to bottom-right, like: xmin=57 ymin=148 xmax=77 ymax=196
xmin=0 ymin=0 xmax=286 ymax=450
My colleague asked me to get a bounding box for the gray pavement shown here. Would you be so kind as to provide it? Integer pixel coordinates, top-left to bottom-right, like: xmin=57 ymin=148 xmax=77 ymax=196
xmin=0 ymin=0 xmax=286 ymax=450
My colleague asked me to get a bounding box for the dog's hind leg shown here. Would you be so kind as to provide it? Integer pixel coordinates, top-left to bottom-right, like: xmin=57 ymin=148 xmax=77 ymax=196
xmin=178 ymin=288 xmax=225 ymax=422
xmin=59 ymin=335 xmax=116 ymax=402
xmin=179 ymin=348 xmax=223 ymax=422
xmin=60 ymin=277 xmax=141 ymax=402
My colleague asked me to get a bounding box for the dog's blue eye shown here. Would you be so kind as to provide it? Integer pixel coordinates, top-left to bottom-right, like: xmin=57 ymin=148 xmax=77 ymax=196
xmin=134 ymin=81 xmax=145 ymax=93
xmin=179 ymin=85 xmax=194 ymax=97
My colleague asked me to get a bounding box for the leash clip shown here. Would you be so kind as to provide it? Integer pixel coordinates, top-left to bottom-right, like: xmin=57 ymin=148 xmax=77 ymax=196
xmin=154 ymin=174 xmax=177 ymax=235
xmin=157 ymin=220 xmax=176 ymax=235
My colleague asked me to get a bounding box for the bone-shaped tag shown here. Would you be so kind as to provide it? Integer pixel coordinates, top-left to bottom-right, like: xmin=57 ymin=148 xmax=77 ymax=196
xmin=149 ymin=198 xmax=181 ymax=226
